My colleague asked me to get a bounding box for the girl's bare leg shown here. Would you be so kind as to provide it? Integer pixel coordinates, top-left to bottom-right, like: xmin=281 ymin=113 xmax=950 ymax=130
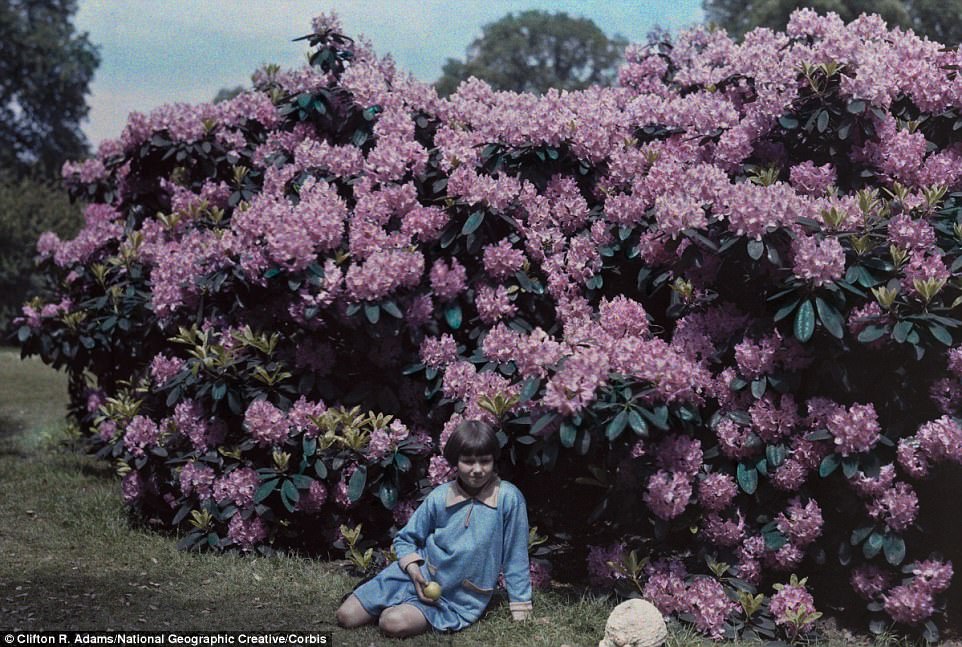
xmin=335 ymin=594 xmax=376 ymax=628
xmin=378 ymin=604 xmax=429 ymax=638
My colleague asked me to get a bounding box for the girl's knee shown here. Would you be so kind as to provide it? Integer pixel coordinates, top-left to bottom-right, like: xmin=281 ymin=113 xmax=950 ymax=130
xmin=335 ymin=595 xmax=372 ymax=628
xmin=378 ymin=606 xmax=425 ymax=638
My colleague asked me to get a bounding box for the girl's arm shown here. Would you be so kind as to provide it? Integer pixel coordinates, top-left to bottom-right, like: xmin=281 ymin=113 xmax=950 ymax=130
xmin=501 ymin=488 xmax=533 ymax=620
xmin=393 ymin=491 xmax=436 ymax=572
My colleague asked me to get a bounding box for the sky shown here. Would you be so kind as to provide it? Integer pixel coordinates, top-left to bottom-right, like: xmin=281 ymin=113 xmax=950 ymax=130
xmin=74 ymin=1 xmax=705 ymax=147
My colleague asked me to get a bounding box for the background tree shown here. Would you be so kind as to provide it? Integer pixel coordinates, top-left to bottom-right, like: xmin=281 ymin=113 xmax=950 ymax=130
xmin=0 ymin=0 xmax=100 ymax=178
xmin=0 ymin=174 xmax=80 ymax=330
xmin=213 ymin=85 xmax=245 ymax=104
xmin=704 ymin=0 xmax=962 ymax=45
xmin=434 ymin=10 xmax=627 ymax=96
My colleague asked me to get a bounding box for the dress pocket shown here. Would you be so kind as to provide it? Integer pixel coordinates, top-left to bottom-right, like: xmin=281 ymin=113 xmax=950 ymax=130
xmin=462 ymin=578 xmax=494 ymax=595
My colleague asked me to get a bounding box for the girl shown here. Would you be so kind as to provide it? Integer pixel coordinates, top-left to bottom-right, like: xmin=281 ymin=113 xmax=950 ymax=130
xmin=335 ymin=420 xmax=533 ymax=637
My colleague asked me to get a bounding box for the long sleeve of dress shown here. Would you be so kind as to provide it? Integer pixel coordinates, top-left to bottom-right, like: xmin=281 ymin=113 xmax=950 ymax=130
xmin=393 ymin=493 xmax=435 ymax=571
xmin=501 ymin=489 xmax=533 ymax=619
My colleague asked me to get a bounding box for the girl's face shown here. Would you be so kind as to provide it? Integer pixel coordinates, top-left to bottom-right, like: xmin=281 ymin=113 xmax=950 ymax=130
xmin=457 ymin=454 xmax=494 ymax=490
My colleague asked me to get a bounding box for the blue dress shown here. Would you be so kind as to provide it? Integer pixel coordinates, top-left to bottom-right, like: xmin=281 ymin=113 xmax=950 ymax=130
xmin=352 ymin=477 xmax=533 ymax=631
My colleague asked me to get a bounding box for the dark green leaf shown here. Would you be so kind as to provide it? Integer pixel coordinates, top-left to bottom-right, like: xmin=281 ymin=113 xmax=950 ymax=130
xmin=929 ymin=323 xmax=952 ymax=346
xmin=444 ymin=304 xmax=462 ymax=330
xmin=851 ymin=525 xmax=874 ymax=545
xmin=560 ymin=421 xmax=577 ymax=448
xmin=462 ymin=211 xmax=484 ymax=235
xmin=766 ymin=445 xmax=786 ymax=468
xmin=751 ymin=378 xmax=767 ymax=399
xmin=347 ymin=465 xmax=367 ymax=502
xmin=883 ymin=535 xmax=906 ymax=565
xmin=254 ymin=478 xmax=279 ymax=504
xmin=923 ymin=621 xmax=940 ymax=643
xmin=747 ymin=239 xmax=765 ymax=260
xmin=863 ymin=532 xmax=883 ymax=559
xmin=381 ymin=300 xmax=403 ymax=318
xmin=314 ymin=461 xmax=327 ymax=479
xmin=819 ymin=453 xmax=840 ymax=477
xmin=817 ymin=109 xmax=829 ymax=132
xmin=763 ymin=530 xmax=787 ymax=550
xmin=395 ymin=453 xmax=411 ymax=471
xmin=628 ymin=410 xmax=648 ymax=437
xmin=531 ymin=413 xmax=556 ymax=436
xmin=364 ymin=303 xmax=380 ymax=324
xmin=847 ymin=99 xmax=866 ymax=114
xmin=281 ymin=479 xmax=300 ymax=507
xmin=794 ymin=300 xmax=815 ymax=343
xmin=842 ymin=456 xmax=859 ymax=478
xmin=520 ymin=377 xmax=541 ymax=402
xmin=816 ymin=296 xmax=844 ymax=339
xmin=774 ymin=299 xmax=800 ymax=322
xmin=858 ymin=325 xmax=888 ymax=343
xmin=379 ymin=482 xmax=398 ymax=510
xmin=606 ymin=411 xmax=628 ymax=441
xmin=736 ymin=461 xmax=758 ymax=494
xmin=893 ymin=321 xmax=913 ymax=343
xmin=640 ymin=406 xmax=670 ymax=430
xmin=778 ymin=115 xmax=799 ymax=130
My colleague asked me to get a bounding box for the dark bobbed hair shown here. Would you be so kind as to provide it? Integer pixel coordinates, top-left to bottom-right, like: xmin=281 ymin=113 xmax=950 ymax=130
xmin=442 ymin=420 xmax=500 ymax=464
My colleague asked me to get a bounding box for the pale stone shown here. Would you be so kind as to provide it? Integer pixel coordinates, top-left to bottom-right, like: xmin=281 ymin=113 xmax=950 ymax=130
xmin=598 ymin=598 xmax=668 ymax=647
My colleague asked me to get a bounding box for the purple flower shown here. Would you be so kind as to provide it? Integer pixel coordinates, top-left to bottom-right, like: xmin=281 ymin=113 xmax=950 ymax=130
xmin=911 ymin=560 xmax=953 ymax=595
xmin=427 ymin=454 xmax=455 ymax=486
xmin=244 ymin=399 xmax=289 ymax=447
xmin=213 ymin=467 xmax=259 ymax=508
xmin=792 ymin=235 xmax=845 ymax=286
xmin=703 ymin=510 xmax=745 ymax=547
xmin=867 ymin=482 xmax=919 ymax=532
xmin=123 ymin=416 xmax=160 ymax=457
xmin=288 ymin=396 xmax=327 ymax=437
xmin=121 ymin=472 xmax=143 ymax=505
xmin=365 ymin=420 xmax=410 ymax=461
xmin=790 ymin=161 xmax=836 ymax=195
xmin=149 ymin=354 xmax=185 ymax=387
xmin=475 ymin=284 xmax=518 ymax=324
xmin=826 ymin=402 xmax=880 ymax=456
xmin=685 ymin=577 xmax=737 ymax=639
xmin=643 ymin=559 xmax=688 ymax=615
xmin=654 ymin=435 xmax=703 ymax=477
xmin=775 ymin=498 xmax=823 ymax=548
xmin=227 ymin=513 xmax=268 ymax=550
xmin=586 ymin=543 xmax=626 ymax=587
xmin=298 ymin=480 xmax=328 ymax=514
xmin=179 ymin=462 xmax=215 ymax=500
xmin=643 ymin=470 xmax=692 ymax=520
xmin=429 ymin=258 xmax=467 ymax=302
xmin=392 ymin=499 xmax=417 ymax=527
xmin=698 ymin=472 xmax=738 ymax=512
xmin=770 ymin=583 xmax=818 ymax=632
xmin=850 ymin=565 xmax=895 ymax=601
xmin=883 ymin=583 xmax=935 ymax=625
xmin=482 ymin=239 xmax=525 ymax=280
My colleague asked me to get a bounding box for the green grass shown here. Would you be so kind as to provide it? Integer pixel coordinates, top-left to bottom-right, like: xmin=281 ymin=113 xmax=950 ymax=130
xmin=0 ymin=346 xmax=957 ymax=646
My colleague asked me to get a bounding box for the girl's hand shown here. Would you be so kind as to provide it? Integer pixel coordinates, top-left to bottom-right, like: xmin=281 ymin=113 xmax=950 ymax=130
xmin=405 ymin=563 xmax=438 ymax=605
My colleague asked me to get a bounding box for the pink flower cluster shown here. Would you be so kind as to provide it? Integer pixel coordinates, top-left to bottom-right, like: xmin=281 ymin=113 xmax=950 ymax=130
xmin=365 ymin=420 xmax=410 ymax=461
xmin=770 ymin=582 xmax=817 ymax=632
xmin=642 ymin=560 xmax=735 ymax=639
xmin=244 ymin=400 xmax=289 ymax=447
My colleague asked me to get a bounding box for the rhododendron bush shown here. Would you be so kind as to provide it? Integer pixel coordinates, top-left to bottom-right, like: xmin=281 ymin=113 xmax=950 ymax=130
xmin=14 ymin=8 xmax=962 ymax=641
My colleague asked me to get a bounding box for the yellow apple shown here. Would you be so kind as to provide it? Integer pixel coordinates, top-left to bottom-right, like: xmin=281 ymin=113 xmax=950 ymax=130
xmin=422 ymin=581 xmax=442 ymax=601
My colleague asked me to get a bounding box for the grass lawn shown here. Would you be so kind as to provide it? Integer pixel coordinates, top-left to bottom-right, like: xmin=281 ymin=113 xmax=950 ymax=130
xmin=0 ymin=346 xmax=952 ymax=646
